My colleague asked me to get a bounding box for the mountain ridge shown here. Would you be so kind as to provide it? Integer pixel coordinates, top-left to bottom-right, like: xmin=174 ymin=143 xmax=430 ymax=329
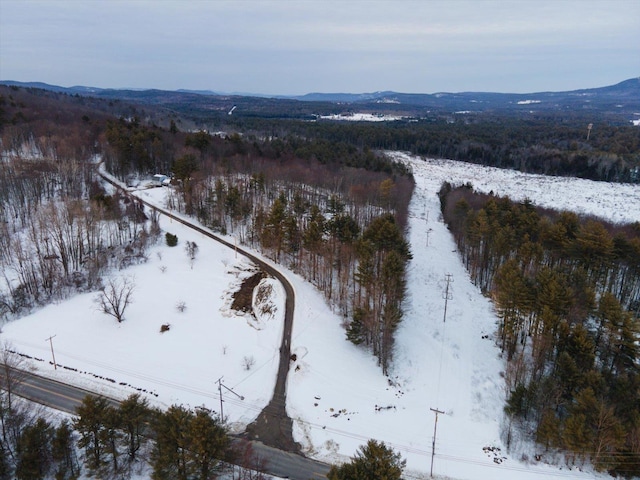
xmin=2 ymin=77 xmax=638 ymax=120
xmin=1 ymin=77 xmax=638 ymax=102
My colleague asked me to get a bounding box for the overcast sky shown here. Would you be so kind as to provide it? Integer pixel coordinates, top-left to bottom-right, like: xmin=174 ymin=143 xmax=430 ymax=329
xmin=1 ymin=0 xmax=638 ymax=95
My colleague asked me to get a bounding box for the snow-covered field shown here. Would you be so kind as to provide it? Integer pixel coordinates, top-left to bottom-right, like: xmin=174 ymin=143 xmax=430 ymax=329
xmin=2 ymin=154 xmax=638 ymax=479
xmin=319 ymin=113 xmax=404 ymax=121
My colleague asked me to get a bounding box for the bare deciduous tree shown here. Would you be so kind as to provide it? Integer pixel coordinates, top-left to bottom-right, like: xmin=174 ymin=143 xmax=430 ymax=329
xmin=0 ymin=343 xmax=26 ymax=413
xmin=0 ymin=342 xmax=43 ymax=462
xmin=242 ymin=356 xmax=255 ymax=371
xmin=185 ymin=241 xmax=199 ymax=269
xmin=97 ymin=276 xmax=135 ymax=323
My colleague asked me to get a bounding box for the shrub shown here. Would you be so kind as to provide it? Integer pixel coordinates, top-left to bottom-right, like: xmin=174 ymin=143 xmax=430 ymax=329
xmin=165 ymin=232 xmax=178 ymax=247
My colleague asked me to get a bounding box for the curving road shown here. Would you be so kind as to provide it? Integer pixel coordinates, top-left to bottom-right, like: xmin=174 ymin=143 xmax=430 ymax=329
xmin=100 ymin=175 xmax=309 ymax=456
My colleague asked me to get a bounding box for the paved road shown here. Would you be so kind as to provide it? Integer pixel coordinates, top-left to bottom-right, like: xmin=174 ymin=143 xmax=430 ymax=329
xmin=7 ymin=367 xmax=121 ymax=413
xmin=5 ymin=368 xmax=330 ymax=480
xmin=106 ymin=176 xmax=300 ymax=451
xmin=98 ymin=173 xmax=322 ymax=476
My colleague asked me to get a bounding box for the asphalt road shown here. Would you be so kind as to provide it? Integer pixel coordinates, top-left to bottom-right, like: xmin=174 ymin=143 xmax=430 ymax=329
xmin=107 ymin=176 xmax=300 ymax=451
xmin=98 ymin=173 xmax=327 ymax=478
xmin=5 ymin=368 xmax=330 ymax=479
xmin=7 ymin=366 xmax=121 ymax=413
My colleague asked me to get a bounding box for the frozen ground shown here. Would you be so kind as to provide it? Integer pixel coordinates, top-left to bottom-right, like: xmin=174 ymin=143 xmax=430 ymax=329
xmin=3 ymin=154 xmax=638 ymax=479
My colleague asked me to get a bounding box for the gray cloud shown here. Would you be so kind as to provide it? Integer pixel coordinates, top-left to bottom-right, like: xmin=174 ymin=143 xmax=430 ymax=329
xmin=1 ymin=0 xmax=638 ymax=94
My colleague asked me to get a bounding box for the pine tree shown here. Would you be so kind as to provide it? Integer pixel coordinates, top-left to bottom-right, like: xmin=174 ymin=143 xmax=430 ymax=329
xmin=15 ymin=418 xmax=54 ymax=480
xmin=572 ymin=220 xmax=614 ymax=285
xmin=346 ymin=308 xmax=367 ymax=346
xmin=119 ymin=394 xmax=152 ymax=463
xmin=493 ymin=258 xmax=531 ymax=359
xmin=101 ymin=403 xmax=122 ymax=476
xmin=261 ymin=193 xmax=287 ymax=260
xmin=51 ymin=420 xmax=79 ymax=480
xmin=73 ymin=395 xmax=110 ymax=475
xmin=328 ymin=439 xmax=405 ymax=480
xmin=536 ymin=408 xmax=560 ymax=451
xmin=151 ymin=405 xmax=191 ymax=480
xmin=185 ymin=408 xmax=229 ymax=480
xmin=562 ymin=412 xmax=591 ymax=465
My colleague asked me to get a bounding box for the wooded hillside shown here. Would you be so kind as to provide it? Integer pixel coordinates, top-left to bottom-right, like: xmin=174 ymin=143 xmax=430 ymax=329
xmin=440 ymin=184 xmax=640 ymax=476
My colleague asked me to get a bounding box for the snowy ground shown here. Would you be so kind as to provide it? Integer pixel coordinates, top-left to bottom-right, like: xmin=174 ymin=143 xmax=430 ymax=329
xmin=2 ymin=154 xmax=638 ymax=479
xmin=318 ymin=113 xmax=404 ymax=121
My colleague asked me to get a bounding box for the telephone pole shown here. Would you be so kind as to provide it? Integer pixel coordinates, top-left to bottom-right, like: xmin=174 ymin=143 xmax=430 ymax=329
xmin=45 ymin=335 xmax=57 ymax=370
xmin=442 ymin=274 xmax=453 ymax=323
xmin=430 ymin=407 xmax=445 ymax=477
xmin=426 ymin=228 xmax=433 ymax=246
xmin=216 ymin=377 xmax=244 ymax=423
xmin=431 ymin=274 xmax=452 ymax=476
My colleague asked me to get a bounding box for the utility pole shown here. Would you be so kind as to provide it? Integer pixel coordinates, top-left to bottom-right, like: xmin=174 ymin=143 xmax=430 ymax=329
xmin=216 ymin=377 xmax=244 ymax=423
xmin=442 ymin=274 xmax=453 ymax=323
xmin=45 ymin=335 xmax=57 ymax=370
xmin=586 ymin=123 xmax=593 ymax=141
xmin=430 ymin=407 xmax=445 ymax=477
xmin=217 ymin=377 xmax=224 ymax=422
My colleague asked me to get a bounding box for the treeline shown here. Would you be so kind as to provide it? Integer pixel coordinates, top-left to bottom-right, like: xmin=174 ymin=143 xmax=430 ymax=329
xmin=0 ymin=358 xmax=264 ymax=480
xmin=439 ymin=184 xmax=640 ymax=476
xmin=4 ymin=84 xmax=640 ymax=185
xmin=226 ymin=118 xmax=640 ymax=183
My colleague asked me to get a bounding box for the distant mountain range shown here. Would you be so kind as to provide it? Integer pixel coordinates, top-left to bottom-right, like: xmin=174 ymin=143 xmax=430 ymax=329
xmin=2 ymin=77 xmax=639 ymax=120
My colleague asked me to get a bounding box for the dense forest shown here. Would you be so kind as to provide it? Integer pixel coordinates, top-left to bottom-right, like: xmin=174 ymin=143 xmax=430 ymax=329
xmin=238 ymin=119 xmax=640 ymax=183
xmin=439 ymin=184 xmax=640 ymax=476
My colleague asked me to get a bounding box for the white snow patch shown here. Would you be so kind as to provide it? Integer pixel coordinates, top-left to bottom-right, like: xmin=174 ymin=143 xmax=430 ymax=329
xmin=319 ymin=113 xmax=403 ymax=122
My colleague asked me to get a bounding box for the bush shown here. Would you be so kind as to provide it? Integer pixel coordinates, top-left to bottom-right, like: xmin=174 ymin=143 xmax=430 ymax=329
xmin=165 ymin=232 xmax=178 ymax=247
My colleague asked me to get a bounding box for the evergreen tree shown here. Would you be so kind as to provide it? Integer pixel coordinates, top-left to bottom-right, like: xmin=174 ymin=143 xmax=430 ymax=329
xmin=346 ymin=308 xmax=367 ymax=345
xmin=493 ymin=258 xmax=531 ymax=359
xmin=73 ymin=395 xmax=110 ymax=475
xmin=185 ymin=408 xmax=229 ymax=480
xmin=172 ymin=153 xmax=198 ymax=181
xmin=15 ymin=418 xmax=54 ymax=480
xmin=536 ymin=408 xmax=560 ymax=451
xmin=101 ymin=403 xmax=122 ymax=476
xmin=51 ymin=420 xmax=79 ymax=480
xmin=119 ymin=394 xmax=152 ymax=463
xmin=328 ymin=439 xmax=405 ymax=480
xmin=151 ymin=405 xmax=191 ymax=480
xmin=151 ymin=405 xmax=229 ymax=480
xmin=261 ymin=193 xmax=287 ymax=260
